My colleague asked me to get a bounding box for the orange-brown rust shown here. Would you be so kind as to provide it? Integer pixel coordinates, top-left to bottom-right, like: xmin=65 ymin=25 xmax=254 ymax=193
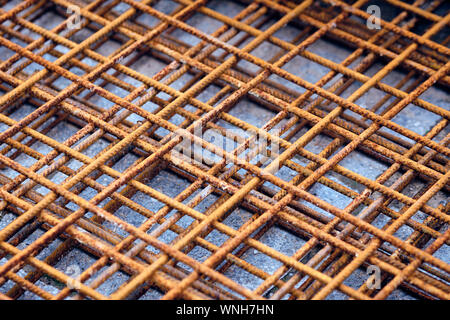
xmin=0 ymin=0 xmax=448 ymax=300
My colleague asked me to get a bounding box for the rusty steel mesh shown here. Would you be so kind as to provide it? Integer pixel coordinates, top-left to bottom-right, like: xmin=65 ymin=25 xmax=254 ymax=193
xmin=0 ymin=0 xmax=448 ymax=300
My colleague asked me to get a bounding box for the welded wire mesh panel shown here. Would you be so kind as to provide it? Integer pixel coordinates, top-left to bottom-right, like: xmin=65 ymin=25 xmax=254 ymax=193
xmin=0 ymin=0 xmax=448 ymax=300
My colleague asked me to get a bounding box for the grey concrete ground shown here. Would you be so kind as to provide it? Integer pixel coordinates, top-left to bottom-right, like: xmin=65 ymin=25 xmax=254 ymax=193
xmin=0 ymin=0 xmax=448 ymax=300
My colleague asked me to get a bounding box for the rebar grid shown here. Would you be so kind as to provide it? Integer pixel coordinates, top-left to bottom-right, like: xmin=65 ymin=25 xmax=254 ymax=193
xmin=0 ymin=0 xmax=448 ymax=300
